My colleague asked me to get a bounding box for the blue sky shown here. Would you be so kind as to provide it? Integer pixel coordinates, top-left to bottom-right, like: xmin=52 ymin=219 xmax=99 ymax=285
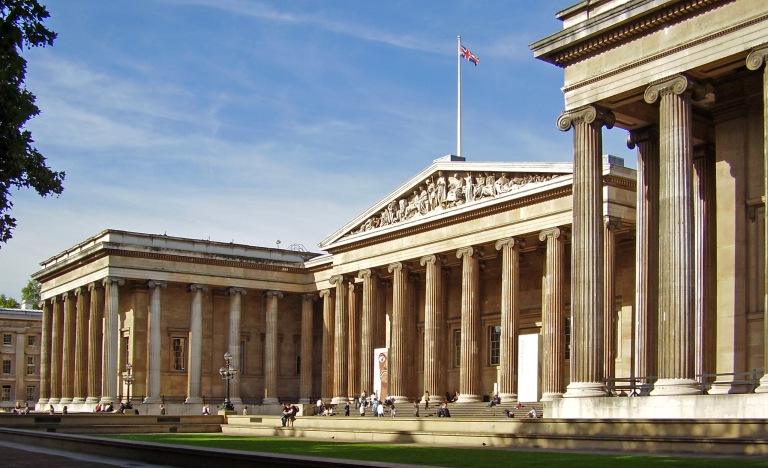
xmin=0 ymin=0 xmax=636 ymax=299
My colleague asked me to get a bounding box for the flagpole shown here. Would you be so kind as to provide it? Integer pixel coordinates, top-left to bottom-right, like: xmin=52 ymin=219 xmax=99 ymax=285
xmin=457 ymin=35 xmax=462 ymax=158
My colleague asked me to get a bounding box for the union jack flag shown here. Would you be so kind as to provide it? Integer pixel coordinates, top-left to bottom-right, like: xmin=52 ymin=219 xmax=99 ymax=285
xmin=460 ymin=45 xmax=479 ymax=66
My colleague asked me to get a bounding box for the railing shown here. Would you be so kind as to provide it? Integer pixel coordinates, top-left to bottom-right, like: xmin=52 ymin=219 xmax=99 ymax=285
xmin=697 ymin=370 xmax=763 ymax=394
xmin=604 ymin=376 xmax=656 ymax=396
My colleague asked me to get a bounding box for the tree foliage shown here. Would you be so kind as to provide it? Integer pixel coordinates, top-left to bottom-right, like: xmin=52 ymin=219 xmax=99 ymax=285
xmin=0 ymin=0 xmax=63 ymax=245
xmin=20 ymin=278 xmax=38 ymax=302
xmin=0 ymin=293 xmax=20 ymax=308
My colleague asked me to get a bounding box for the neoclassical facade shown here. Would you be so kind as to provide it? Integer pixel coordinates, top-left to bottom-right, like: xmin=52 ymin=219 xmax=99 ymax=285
xmin=32 ymin=1 xmax=768 ymax=418
xmin=33 ymin=158 xmax=638 ymax=413
xmin=531 ymin=0 xmax=768 ymax=415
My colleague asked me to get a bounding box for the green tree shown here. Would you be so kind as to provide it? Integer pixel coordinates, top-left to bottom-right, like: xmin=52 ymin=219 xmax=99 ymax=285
xmin=20 ymin=278 xmax=39 ymax=302
xmin=0 ymin=293 xmax=20 ymax=308
xmin=0 ymin=0 xmax=64 ymax=245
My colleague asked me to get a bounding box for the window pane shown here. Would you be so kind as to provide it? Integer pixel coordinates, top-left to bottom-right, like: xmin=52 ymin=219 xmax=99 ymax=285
xmin=489 ymin=325 xmax=501 ymax=366
xmin=172 ymin=337 xmax=187 ymax=371
xmin=26 ymin=385 xmax=35 ymax=402
xmin=454 ymin=330 xmax=461 ymax=367
xmin=26 ymin=356 xmax=35 ymax=375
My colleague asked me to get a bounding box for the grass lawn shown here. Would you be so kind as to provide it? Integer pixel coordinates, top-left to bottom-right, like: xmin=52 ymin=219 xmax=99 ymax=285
xmin=105 ymin=434 xmax=768 ymax=467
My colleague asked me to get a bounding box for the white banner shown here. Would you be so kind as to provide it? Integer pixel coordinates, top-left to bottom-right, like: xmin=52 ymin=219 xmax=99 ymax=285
xmin=517 ymin=333 xmax=539 ymax=402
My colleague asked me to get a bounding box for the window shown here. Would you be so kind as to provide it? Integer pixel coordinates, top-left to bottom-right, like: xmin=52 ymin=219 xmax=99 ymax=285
xmin=27 ymin=335 xmax=36 ymax=347
xmin=2 ymin=334 xmax=10 ymax=346
xmin=296 ymin=355 xmax=301 ymax=375
xmin=1 ymin=385 xmax=9 ymax=402
xmin=489 ymin=325 xmax=501 ymax=366
xmin=453 ymin=329 xmax=461 ymax=368
xmin=26 ymin=385 xmax=35 ymax=402
xmin=171 ymin=337 xmax=187 ymax=371
xmin=565 ymin=316 xmax=571 ymax=361
xmin=239 ymin=339 xmax=246 ymax=376
xmin=2 ymin=357 xmax=10 ymax=374
xmin=26 ymin=356 xmax=36 ymax=375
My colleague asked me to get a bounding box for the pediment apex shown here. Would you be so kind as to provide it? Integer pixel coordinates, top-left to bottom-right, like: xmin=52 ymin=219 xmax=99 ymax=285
xmin=319 ymin=160 xmax=573 ymax=250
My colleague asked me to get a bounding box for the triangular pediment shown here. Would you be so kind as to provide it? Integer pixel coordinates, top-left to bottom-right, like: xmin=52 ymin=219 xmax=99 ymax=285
xmin=320 ymin=159 xmax=573 ymax=250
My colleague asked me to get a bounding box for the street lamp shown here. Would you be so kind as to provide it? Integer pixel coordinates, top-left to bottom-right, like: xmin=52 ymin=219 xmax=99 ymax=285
xmin=219 ymin=351 xmax=237 ymax=411
xmin=123 ymin=363 xmax=134 ymax=409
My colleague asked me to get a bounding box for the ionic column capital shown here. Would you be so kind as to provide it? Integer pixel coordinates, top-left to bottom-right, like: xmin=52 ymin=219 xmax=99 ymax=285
xmin=539 ymin=226 xmax=568 ymax=242
xmin=103 ymin=277 xmax=125 ymax=288
xmin=301 ymin=293 xmax=317 ymax=301
xmin=456 ymin=246 xmax=483 ymax=260
xmin=225 ymin=286 xmax=246 ymax=296
xmin=147 ymin=280 xmax=167 ymax=290
xmin=644 ymin=74 xmax=707 ymax=104
xmin=746 ymin=44 xmax=768 ymax=71
xmin=329 ymin=274 xmax=354 ymax=285
xmin=626 ymin=125 xmax=659 ymax=149
xmin=264 ymin=290 xmax=284 ymax=299
xmin=87 ymin=281 xmax=101 ymax=293
xmin=73 ymin=286 xmax=85 ymax=297
xmin=557 ymin=105 xmax=615 ymax=132
xmin=357 ymin=268 xmax=377 ymax=280
xmin=495 ymin=237 xmax=525 ymax=251
xmin=60 ymin=291 xmax=72 ymax=301
xmin=387 ymin=261 xmax=409 ymax=274
xmin=319 ymin=289 xmax=332 ymax=298
xmin=186 ymin=283 xmax=207 ymax=293
xmin=420 ymin=254 xmax=446 ymax=267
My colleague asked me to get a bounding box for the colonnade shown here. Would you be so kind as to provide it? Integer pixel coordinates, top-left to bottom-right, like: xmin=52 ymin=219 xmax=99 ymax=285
xmin=556 ymin=53 xmax=768 ymax=395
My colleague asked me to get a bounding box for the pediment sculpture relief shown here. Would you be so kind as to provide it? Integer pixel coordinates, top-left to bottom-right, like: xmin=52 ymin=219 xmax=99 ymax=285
xmin=350 ymin=171 xmax=561 ymax=236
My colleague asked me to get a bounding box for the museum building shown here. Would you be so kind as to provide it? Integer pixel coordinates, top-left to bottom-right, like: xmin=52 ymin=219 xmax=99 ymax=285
xmin=33 ymin=0 xmax=768 ymax=418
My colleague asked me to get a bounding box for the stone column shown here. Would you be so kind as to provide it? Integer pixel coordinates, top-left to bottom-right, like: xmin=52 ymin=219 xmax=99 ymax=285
xmin=330 ymin=275 xmax=350 ymax=405
xmin=627 ymin=126 xmax=660 ymax=391
xmin=144 ymin=280 xmax=166 ymax=404
xmin=38 ymin=299 xmax=52 ymax=406
xmin=224 ymin=287 xmax=246 ymax=405
xmin=263 ymin=290 xmax=283 ymax=404
xmin=86 ymin=282 xmax=104 ymax=404
xmin=747 ymin=47 xmax=768 ymax=393
xmin=73 ymin=287 xmax=89 ymax=404
xmin=388 ymin=262 xmax=409 ymax=403
xmin=693 ymin=146 xmax=715 ymax=386
xmin=540 ymin=228 xmax=567 ymax=401
xmin=358 ymin=269 xmax=379 ymax=396
xmin=456 ymin=246 xmax=482 ymax=403
xmin=495 ymin=238 xmax=522 ymax=401
xmin=320 ymin=289 xmax=334 ymax=401
xmin=421 ymin=255 xmax=446 ymax=404
xmin=49 ymin=296 xmax=62 ymax=404
xmin=645 ymin=75 xmax=704 ymax=396
xmin=60 ymin=291 xmax=75 ymax=405
xmin=347 ymin=282 xmax=360 ymax=400
xmin=299 ymin=293 xmax=316 ymax=404
xmin=603 ymin=217 xmax=621 ymax=383
xmin=101 ymin=277 xmax=124 ymax=404
xmin=558 ymin=104 xmax=614 ymax=398
xmin=185 ymin=283 xmax=207 ymax=404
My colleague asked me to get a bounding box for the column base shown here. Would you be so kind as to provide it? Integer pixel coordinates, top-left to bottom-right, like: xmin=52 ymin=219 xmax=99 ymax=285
xmin=390 ymin=395 xmax=411 ymax=405
xmin=229 ymin=397 xmax=243 ymax=405
xmin=563 ymin=381 xmax=607 ymax=398
xmin=143 ymin=396 xmax=163 ymax=404
xmin=755 ymin=375 xmax=768 ymax=393
xmin=331 ymin=396 xmax=348 ymax=405
xmin=71 ymin=397 xmax=85 ymax=404
xmin=85 ymin=396 xmax=100 ymax=404
xmin=99 ymin=396 xmax=115 ymax=405
xmin=184 ymin=396 xmax=203 ymax=404
xmin=650 ymin=378 xmax=702 ymax=396
xmin=38 ymin=398 xmax=49 ymax=406
xmin=48 ymin=398 xmax=61 ymax=404
xmin=456 ymin=394 xmax=482 ymax=403
xmin=498 ymin=393 xmax=517 ymax=403
xmin=541 ymin=392 xmax=563 ymax=401
xmin=59 ymin=397 xmax=73 ymax=405
xmin=298 ymin=398 xmax=311 ymax=405
xmin=262 ymin=397 xmax=279 ymax=405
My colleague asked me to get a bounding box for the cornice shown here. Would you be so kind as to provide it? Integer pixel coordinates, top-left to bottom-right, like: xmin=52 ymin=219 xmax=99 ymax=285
xmin=534 ymin=0 xmax=729 ymax=68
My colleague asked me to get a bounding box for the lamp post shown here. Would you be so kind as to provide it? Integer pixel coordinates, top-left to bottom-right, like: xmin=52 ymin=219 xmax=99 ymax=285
xmin=219 ymin=351 xmax=237 ymax=411
xmin=123 ymin=363 xmax=134 ymax=409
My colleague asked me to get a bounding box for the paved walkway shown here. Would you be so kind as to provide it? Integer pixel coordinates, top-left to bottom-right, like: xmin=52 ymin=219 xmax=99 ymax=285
xmin=0 ymin=440 xmax=167 ymax=467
